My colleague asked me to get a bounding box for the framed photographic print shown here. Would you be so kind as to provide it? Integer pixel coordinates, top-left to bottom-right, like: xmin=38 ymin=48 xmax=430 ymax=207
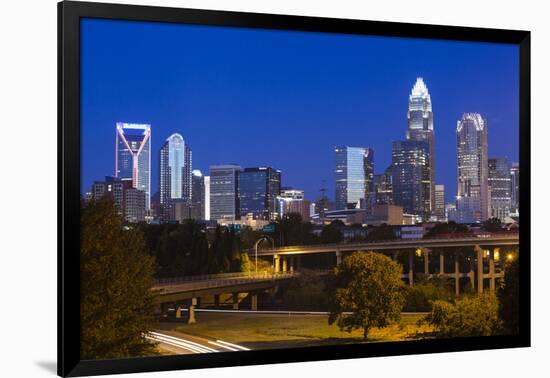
xmin=58 ymin=1 xmax=530 ymax=376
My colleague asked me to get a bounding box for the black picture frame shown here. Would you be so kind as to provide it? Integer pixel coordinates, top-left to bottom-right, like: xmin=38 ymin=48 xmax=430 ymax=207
xmin=58 ymin=1 xmax=531 ymax=376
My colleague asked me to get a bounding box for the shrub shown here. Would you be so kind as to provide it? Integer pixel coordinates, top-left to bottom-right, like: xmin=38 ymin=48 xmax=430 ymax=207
xmin=425 ymin=293 xmax=502 ymax=338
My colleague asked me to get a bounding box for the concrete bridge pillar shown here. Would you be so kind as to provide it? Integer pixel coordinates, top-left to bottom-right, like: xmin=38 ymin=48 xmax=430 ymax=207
xmin=289 ymin=256 xmax=294 ymax=273
xmin=232 ymin=293 xmax=239 ymax=310
xmin=489 ymin=248 xmax=497 ymax=292
xmin=454 ymin=252 xmax=460 ymax=296
xmin=251 ymin=294 xmax=258 ymax=311
xmin=475 ymin=245 xmax=484 ymax=294
xmin=282 ymin=256 xmax=287 ymax=272
xmin=439 ymin=252 xmax=445 ymax=276
xmin=408 ymin=250 xmax=414 ymax=286
xmin=188 ymin=298 xmax=197 ymax=324
xmin=469 ymin=253 xmax=475 ymax=289
xmin=274 ymin=254 xmax=280 ymax=273
xmin=336 ymin=250 xmax=342 ymax=266
xmin=423 ymin=248 xmax=430 ymax=276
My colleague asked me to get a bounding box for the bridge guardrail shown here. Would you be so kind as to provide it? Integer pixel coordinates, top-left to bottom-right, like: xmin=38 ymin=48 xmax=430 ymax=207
xmin=248 ymin=232 xmax=519 ymax=254
xmin=153 ymin=270 xmax=296 ymax=287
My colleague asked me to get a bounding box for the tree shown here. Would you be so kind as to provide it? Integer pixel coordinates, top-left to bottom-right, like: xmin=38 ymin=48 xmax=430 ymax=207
xmin=320 ymin=222 xmax=343 ymax=244
xmin=366 ymin=223 xmax=396 ymax=242
xmin=424 ymin=221 xmax=469 ymax=238
xmin=425 ymin=293 xmax=501 ymax=338
xmin=80 ymin=200 xmax=157 ymax=359
xmin=482 ymin=217 xmax=503 ymax=232
xmin=275 ymin=213 xmax=318 ymax=246
xmin=404 ymin=276 xmax=454 ymax=312
xmin=328 ymin=252 xmax=406 ymax=340
xmin=498 ymin=254 xmax=519 ymax=334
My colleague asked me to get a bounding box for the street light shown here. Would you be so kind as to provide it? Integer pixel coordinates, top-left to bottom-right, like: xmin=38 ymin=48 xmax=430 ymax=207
xmin=254 ymin=235 xmax=274 ymax=275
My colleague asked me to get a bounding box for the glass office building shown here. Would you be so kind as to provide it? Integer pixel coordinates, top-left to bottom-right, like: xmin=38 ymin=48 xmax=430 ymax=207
xmin=434 ymin=184 xmax=446 ymax=221
xmin=335 ymin=146 xmax=374 ymax=210
xmin=115 ymin=122 xmax=151 ymax=209
xmin=406 ymin=77 xmax=435 ymax=215
xmin=391 ymin=140 xmax=430 ymax=219
xmin=456 ymin=113 xmax=489 ymax=223
xmin=191 ymin=169 xmax=206 ymax=220
xmin=209 ymin=164 xmax=242 ymax=221
xmin=159 ymin=133 xmax=192 ymax=221
xmin=238 ymin=167 xmax=281 ymax=220
xmin=489 ymin=157 xmax=512 ymax=221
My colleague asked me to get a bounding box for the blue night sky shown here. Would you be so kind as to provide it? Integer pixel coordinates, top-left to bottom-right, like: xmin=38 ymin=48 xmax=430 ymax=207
xmin=81 ymin=18 xmax=519 ymax=203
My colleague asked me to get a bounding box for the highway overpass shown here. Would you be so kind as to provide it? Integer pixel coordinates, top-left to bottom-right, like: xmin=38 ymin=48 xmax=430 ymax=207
xmin=152 ymin=272 xmax=297 ymax=323
xmin=248 ymin=233 xmax=519 ymax=296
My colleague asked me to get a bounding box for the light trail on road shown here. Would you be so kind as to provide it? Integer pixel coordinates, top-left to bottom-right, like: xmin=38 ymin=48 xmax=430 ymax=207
xmin=148 ymin=331 xmax=251 ymax=354
xmin=147 ymin=331 xmax=218 ymax=354
xmin=215 ymin=339 xmax=251 ymax=351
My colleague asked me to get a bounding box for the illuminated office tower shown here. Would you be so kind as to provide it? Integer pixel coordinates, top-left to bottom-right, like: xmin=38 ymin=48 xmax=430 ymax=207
xmin=335 ymin=146 xmax=374 ymax=210
xmin=406 ymin=77 xmax=435 ymax=216
xmin=210 ymin=164 xmax=242 ymax=221
xmin=115 ymin=122 xmax=151 ymax=209
xmin=91 ymin=176 xmax=145 ymax=223
xmin=434 ymin=184 xmax=445 ymax=221
xmin=489 ymin=157 xmax=512 ymax=221
xmin=374 ymin=165 xmax=393 ymax=205
xmin=277 ymin=188 xmax=311 ymax=221
xmin=238 ymin=167 xmax=281 ymax=220
xmin=159 ymin=133 xmax=192 ymax=221
xmin=391 ymin=140 xmax=430 ymax=219
xmin=510 ymin=162 xmax=520 ymax=214
xmin=456 ymin=113 xmax=489 ymax=223
xmin=204 ymin=175 xmax=211 ymax=221
xmin=191 ymin=170 xmax=205 ymax=220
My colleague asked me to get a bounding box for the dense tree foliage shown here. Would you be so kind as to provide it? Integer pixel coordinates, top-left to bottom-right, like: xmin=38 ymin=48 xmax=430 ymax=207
xmin=273 ymin=213 xmax=318 ymax=246
xmin=139 ymin=222 xmax=252 ymax=277
xmin=328 ymin=252 xmax=406 ymax=339
xmin=404 ymin=276 xmax=454 ymax=312
xmin=424 ymin=221 xmax=470 ymax=238
xmin=320 ymin=222 xmax=344 ymax=244
xmin=80 ymin=200 xmax=157 ymax=359
xmin=482 ymin=217 xmax=503 ymax=232
xmin=366 ymin=223 xmax=396 ymax=242
xmin=281 ymin=271 xmax=329 ymax=310
xmin=425 ymin=293 xmax=501 ymax=338
xmin=498 ymin=255 xmax=519 ymax=334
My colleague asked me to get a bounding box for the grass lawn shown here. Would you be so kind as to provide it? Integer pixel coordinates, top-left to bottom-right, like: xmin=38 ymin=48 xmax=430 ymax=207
xmin=170 ymin=312 xmax=433 ymax=349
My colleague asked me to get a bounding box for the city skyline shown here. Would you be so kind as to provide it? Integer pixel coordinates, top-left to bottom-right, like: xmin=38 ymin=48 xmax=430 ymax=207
xmin=81 ymin=18 xmax=519 ymax=204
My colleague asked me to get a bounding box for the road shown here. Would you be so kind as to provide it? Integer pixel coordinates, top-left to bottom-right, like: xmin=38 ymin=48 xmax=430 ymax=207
xmin=146 ymin=330 xmax=251 ymax=355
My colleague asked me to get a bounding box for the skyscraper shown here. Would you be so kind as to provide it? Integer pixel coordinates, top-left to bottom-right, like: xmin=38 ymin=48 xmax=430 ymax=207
xmin=210 ymin=164 xmax=242 ymax=221
xmin=510 ymin=162 xmax=520 ymax=215
xmin=204 ymin=175 xmax=211 ymax=221
xmin=159 ymin=133 xmax=192 ymax=221
xmin=191 ymin=169 xmax=205 ymax=220
xmin=238 ymin=167 xmax=281 ymax=220
xmin=456 ymin=113 xmax=489 ymax=223
xmin=391 ymin=140 xmax=430 ymax=219
xmin=489 ymin=157 xmax=512 ymax=221
xmin=406 ymin=77 xmax=435 ymax=216
xmin=91 ymin=176 xmax=146 ymax=223
xmin=115 ymin=122 xmax=151 ymax=209
xmin=335 ymin=146 xmax=374 ymax=210
xmin=434 ymin=184 xmax=445 ymax=221
xmin=374 ymin=165 xmax=393 ymax=205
